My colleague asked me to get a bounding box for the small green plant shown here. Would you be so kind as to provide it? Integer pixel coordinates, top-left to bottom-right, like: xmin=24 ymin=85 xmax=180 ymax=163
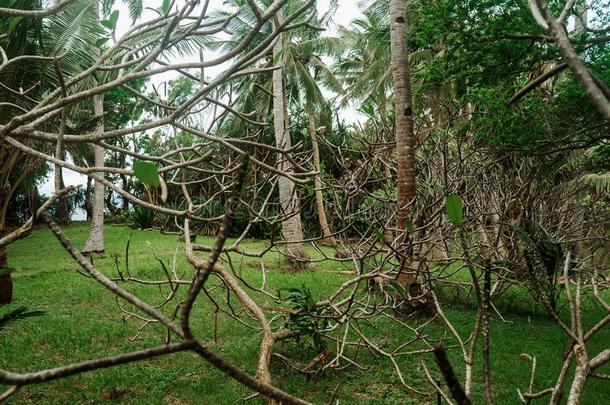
xmin=0 ymin=305 xmax=45 ymax=336
xmin=279 ymin=285 xmax=329 ymax=353
xmin=131 ymin=206 xmax=155 ymax=229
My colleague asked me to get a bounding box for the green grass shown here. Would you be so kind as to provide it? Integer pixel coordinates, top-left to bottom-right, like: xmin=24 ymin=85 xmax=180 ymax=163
xmin=1 ymin=223 xmax=609 ymax=404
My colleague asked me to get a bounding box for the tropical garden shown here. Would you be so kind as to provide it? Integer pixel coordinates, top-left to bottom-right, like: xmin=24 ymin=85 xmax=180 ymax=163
xmin=0 ymin=0 xmax=609 ymax=404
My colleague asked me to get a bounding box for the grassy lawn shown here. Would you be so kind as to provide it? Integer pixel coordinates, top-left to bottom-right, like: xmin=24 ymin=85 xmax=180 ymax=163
xmin=1 ymin=223 xmax=609 ymax=404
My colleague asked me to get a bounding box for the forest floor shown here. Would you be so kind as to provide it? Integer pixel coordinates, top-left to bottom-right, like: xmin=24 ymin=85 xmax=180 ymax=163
xmin=1 ymin=223 xmax=609 ymax=404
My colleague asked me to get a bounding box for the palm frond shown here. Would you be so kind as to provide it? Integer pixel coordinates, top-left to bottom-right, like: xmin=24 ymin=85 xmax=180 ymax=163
xmin=580 ymin=173 xmax=610 ymax=196
xmin=125 ymin=0 xmax=144 ymax=22
xmin=0 ymin=306 xmax=46 ymax=333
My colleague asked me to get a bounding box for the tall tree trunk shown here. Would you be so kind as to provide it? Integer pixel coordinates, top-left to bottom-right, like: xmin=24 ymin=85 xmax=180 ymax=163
xmin=390 ymin=0 xmax=417 ymax=276
xmin=54 ymin=165 xmax=70 ymax=225
xmin=29 ymin=185 xmax=40 ymax=226
xmin=120 ymin=148 xmax=129 ymax=211
xmin=121 ymin=173 xmax=129 ymax=211
xmin=306 ymin=105 xmax=337 ymax=247
xmin=83 ymin=1 xmax=105 ymax=254
xmin=55 ymin=105 xmax=69 ymax=224
xmin=85 ymin=176 xmax=92 ymax=220
xmin=105 ymin=188 xmax=116 ymax=216
xmin=272 ymin=16 xmax=309 ymax=265
xmin=83 ymin=106 xmax=105 ymax=253
xmin=0 ymin=185 xmax=11 ymax=305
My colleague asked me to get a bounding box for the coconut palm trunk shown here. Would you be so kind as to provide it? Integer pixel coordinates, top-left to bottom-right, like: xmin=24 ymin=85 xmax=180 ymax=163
xmin=306 ymin=105 xmax=337 ymax=246
xmin=272 ymin=18 xmax=309 ymax=265
xmin=54 ymin=121 xmax=70 ymax=224
xmin=82 ymin=100 xmax=105 ymax=254
xmin=82 ymin=1 xmax=105 ymax=254
xmin=390 ymin=0 xmax=417 ymax=275
xmin=0 ymin=185 xmax=10 ymax=305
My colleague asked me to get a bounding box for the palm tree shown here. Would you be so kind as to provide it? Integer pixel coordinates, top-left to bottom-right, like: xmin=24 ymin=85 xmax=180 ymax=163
xmin=82 ymin=0 xmax=144 ymax=254
xmin=219 ymin=4 xmax=311 ymax=262
xmin=81 ymin=0 xmax=106 ymax=254
xmin=307 ymin=106 xmax=337 ymax=246
xmin=338 ymin=1 xmax=419 ymax=280
xmin=335 ymin=6 xmax=392 ymax=122
xmin=280 ymin=13 xmax=343 ymax=247
xmin=271 ymin=12 xmax=310 ymax=263
xmin=212 ymin=2 xmax=344 ymax=260
xmin=389 ymin=0 xmax=416 ymax=251
xmin=0 ymin=0 xmax=99 ymax=302
xmin=336 ymin=2 xmax=418 ymax=256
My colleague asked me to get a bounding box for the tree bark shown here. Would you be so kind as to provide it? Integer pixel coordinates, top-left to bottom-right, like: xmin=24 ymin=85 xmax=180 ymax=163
xmin=0 ymin=185 xmax=11 ymax=305
xmin=54 ymin=106 xmax=69 ymax=225
xmin=306 ymin=105 xmax=336 ymax=247
xmin=567 ymin=345 xmax=589 ymax=405
xmin=84 ymin=176 xmax=92 ymax=220
xmin=482 ymin=262 xmax=493 ymax=404
xmin=54 ymin=165 xmax=70 ymax=225
xmin=29 ymin=185 xmax=40 ymax=226
xmin=83 ymin=129 xmax=105 ymax=253
xmin=539 ymin=0 xmax=610 ymax=122
xmin=390 ymin=0 xmax=417 ymax=280
xmin=272 ymin=15 xmax=309 ymax=265
xmin=82 ymin=0 xmax=105 ymax=254
xmin=120 ymin=153 xmax=129 ymax=211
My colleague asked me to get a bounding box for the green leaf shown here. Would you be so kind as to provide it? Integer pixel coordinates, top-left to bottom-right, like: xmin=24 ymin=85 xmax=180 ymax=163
xmin=373 ymin=228 xmax=385 ymax=244
xmin=0 ymin=306 xmax=45 ymax=331
xmin=96 ymin=37 xmax=109 ymax=48
xmin=109 ymin=10 xmax=119 ymax=27
xmin=101 ymin=10 xmax=119 ymax=31
xmin=445 ymin=193 xmax=463 ymax=225
xmin=134 ymin=161 xmax=160 ymax=187
xmin=6 ymin=16 xmax=23 ymax=33
xmin=359 ymin=102 xmax=374 ymax=117
xmin=404 ymin=219 xmax=415 ymax=234
xmin=161 ymin=0 xmax=170 ymax=13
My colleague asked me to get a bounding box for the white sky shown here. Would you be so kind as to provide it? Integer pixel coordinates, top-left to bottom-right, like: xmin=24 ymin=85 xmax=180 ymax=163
xmin=40 ymin=0 xmax=364 ymax=198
